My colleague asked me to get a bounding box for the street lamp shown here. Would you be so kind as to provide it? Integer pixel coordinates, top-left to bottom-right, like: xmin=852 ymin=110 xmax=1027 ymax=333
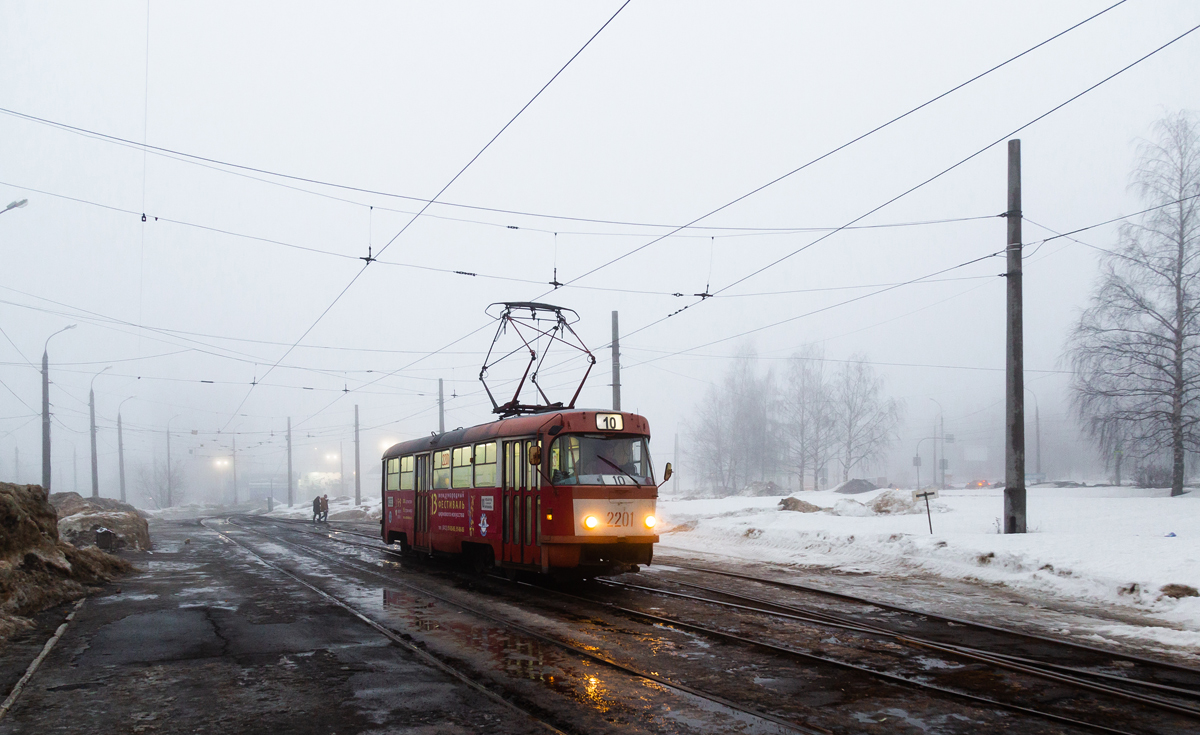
xmin=41 ymin=324 xmax=76 ymax=491
xmin=1 ymin=199 xmax=28 ymax=214
xmin=116 ymin=397 xmax=135 ymax=503
xmin=929 ymin=398 xmax=944 ymax=490
xmin=914 ymin=436 xmax=938 ymax=490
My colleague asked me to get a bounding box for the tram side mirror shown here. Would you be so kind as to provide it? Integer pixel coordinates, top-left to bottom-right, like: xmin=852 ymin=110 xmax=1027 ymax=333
xmin=663 ymin=463 xmax=673 ymax=483
xmin=528 ymin=445 xmax=542 ymax=466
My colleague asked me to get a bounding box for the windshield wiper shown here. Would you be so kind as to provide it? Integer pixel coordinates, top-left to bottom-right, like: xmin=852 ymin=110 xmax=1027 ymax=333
xmin=596 ymin=455 xmax=641 ymax=487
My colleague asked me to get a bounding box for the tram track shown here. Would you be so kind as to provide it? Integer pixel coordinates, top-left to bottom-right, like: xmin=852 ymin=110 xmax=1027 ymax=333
xmin=654 ymin=561 xmax=1200 ymax=678
xmin=219 ymin=516 xmax=827 ymax=735
xmin=239 ymin=514 xmax=1195 ymax=734
xmin=595 ymin=576 xmax=1200 ymax=709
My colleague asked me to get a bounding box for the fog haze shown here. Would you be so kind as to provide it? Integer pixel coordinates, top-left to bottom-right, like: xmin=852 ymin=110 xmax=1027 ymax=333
xmin=2 ymin=1 xmax=1199 ymax=502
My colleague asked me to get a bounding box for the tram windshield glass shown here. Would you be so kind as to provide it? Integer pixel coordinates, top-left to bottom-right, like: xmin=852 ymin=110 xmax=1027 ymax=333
xmin=549 ymin=434 xmax=654 ymax=486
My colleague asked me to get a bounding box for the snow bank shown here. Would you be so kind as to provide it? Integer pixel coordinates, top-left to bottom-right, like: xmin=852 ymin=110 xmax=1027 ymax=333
xmin=658 ymin=486 xmax=1200 ymax=648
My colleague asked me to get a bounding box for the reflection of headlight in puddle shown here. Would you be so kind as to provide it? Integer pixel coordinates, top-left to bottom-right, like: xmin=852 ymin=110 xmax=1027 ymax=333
xmin=644 ymin=515 xmax=657 ymax=529
xmin=583 ymin=515 xmax=599 ymax=529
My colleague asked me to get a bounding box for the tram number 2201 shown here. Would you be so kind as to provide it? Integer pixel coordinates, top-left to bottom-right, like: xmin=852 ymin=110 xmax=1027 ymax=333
xmin=606 ymin=511 xmax=633 ymax=527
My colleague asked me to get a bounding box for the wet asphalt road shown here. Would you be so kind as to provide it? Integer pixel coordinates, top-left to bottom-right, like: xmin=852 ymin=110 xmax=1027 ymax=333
xmin=0 ymin=519 xmax=541 ymax=735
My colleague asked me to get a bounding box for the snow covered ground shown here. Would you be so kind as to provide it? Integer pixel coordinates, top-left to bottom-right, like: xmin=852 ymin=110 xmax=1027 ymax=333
xmin=657 ymin=486 xmax=1200 ymax=650
xmin=264 ymin=494 xmax=382 ymax=522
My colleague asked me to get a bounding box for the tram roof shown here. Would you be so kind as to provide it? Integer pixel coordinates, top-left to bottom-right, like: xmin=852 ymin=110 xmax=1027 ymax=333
xmin=380 ymin=408 xmax=651 ymax=459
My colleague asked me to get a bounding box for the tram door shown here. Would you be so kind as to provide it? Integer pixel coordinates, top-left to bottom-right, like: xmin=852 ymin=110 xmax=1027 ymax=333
xmin=414 ymin=454 xmax=430 ymax=550
xmin=502 ymin=441 xmax=524 ymax=565
xmin=502 ymin=439 xmax=541 ymax=566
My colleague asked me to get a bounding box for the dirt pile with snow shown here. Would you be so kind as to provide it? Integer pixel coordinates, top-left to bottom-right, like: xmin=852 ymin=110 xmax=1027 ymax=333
xmin=833 ymin=479 xmax=877 ymax=494
xmin=1 ymin=483 xmax=134 ymax=640
xmin=778 ymin=497 xmax=824 ymax=513
xmin=50 ymin=492 xmax=151 ymax=551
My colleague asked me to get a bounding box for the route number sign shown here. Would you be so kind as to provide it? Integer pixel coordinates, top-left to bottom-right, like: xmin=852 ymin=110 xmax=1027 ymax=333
xmin=596 ymin=413 xmax=623 ymax=431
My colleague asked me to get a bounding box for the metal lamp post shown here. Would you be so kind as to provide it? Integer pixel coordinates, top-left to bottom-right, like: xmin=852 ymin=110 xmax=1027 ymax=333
xmin=914 ymin=436 xmax=938 ymax=490
xmin=89 ymin=367 xmax=111 ymax=498
xmin=41 ymin=324 xmax=76 ymax=491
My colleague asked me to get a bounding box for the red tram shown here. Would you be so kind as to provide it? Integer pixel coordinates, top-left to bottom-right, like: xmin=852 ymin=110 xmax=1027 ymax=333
xmin=380 ymin=408 xmax=667 ymax=575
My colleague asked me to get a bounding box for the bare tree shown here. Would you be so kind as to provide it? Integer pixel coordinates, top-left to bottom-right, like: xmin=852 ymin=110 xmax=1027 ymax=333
xmin=831 ymin=356 xmax=902 ymax=483
xmin=1070 ymin=112 xmax=1200 ymax=496
xmin=689 ymin=347 xmax=777 ymax=494
xmin=783 ymin=345 xmax=835 ymax=490
xmin=135 ymin=460 xmax=186 ymax=509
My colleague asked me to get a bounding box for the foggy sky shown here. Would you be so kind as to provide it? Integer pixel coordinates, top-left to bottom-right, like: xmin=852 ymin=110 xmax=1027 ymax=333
xmin=2 ymin=1 xmax=1198 ymax=501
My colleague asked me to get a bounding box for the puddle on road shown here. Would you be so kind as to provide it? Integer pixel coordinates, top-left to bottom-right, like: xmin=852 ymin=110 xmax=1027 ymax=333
xmin=377 ymin=587 xmax=799 ymax=734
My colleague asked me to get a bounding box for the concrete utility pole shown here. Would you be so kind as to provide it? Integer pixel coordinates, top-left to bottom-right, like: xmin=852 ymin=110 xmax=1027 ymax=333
xmin=1026 ymin=387 xmax=1042 ymax=480
xmin=73 ymin=447 xmax=78 ymax=493
xmin=166 ymin=417 xmax=176 ymax=507
xmin=232 ymin=433 xmax=238 ymax=505
xmin=354 ymin=405 xmax=361 ymax=506
xmin=117 ymin=411 xmax=127 ymax=503
xmin=673 ymin=432 xmax=679 ymax=491
xmin=89 ymin=390 xmax=98 ymax=497
xmin=339 ymin=440 xmax=345 ymax=496
xmin=88 ymin=367 xmax=109 ymax=498
xmin=287 ymin=418 xmax=293 ymax=507
xmin=1004 ymin=139 xmax=1027 ymax=534
xmin=42 ymin=324 xmax=76 ymax=491
xmin=611 ymin=311 xmax=621 ymax=411
xmin=438 ymin=379 xmax=445 ymax=434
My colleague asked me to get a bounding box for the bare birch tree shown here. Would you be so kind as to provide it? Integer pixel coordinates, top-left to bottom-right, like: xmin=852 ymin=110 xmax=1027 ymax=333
xmin=832 ymin=356 xmax=902 ymax=483
xmin=783 ymin=345 xmax=835 ymax=490
xmin=136 ymin=460 xmax=186 ymax=509
xmin=1070 ymin=112 xmax=1200 ymax=496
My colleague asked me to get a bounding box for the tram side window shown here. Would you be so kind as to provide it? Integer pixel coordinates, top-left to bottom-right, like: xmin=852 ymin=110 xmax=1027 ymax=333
xmin=399 ymin=455 xmax=414 ymax=490
xmin=386 ymin=458 xmax=400 ymax=491
xmin=474 ymin=441 xmax=497 ymax=487
xmin=432 ymin=450 xmax=451 ymax=489
xmin=452 ymin=447 xmax=472 ymax=488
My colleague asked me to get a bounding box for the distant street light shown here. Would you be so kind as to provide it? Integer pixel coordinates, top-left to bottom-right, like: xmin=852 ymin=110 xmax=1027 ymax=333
xmin=1 ymin=199 xmax=28 ymax=214
xmin=42 ymin=324 xmax=77 ymax=492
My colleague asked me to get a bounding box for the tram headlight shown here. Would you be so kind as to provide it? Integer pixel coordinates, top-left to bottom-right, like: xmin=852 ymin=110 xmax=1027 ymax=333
xmin=644 ymin=515 xmax=657 ymax=529
xmin=583 ymin=515 xmax=600 ymax=530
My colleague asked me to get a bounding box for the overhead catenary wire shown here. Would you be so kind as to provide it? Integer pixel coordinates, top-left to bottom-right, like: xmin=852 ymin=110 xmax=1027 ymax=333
xmin=523 ymin=0 xmax=1130 ymax=303
xmin=286 ymin=1 xmax=1137 ymax=435
xmin=217 ymin=1 xmax=631 ymax=432
xmin=569 ymin=18 xmax=1200 ymax=360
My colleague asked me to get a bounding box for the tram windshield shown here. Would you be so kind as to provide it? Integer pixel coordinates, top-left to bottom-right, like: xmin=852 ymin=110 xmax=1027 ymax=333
xmin=549 ymin=434 xmax=654 ymax=486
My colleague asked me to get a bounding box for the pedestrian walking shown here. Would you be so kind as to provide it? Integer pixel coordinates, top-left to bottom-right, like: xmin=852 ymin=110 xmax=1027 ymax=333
xmin=320 ymin=494 xmax=329 ymax=522
xmin=312 ymin=495 xmax=321 ymax=524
